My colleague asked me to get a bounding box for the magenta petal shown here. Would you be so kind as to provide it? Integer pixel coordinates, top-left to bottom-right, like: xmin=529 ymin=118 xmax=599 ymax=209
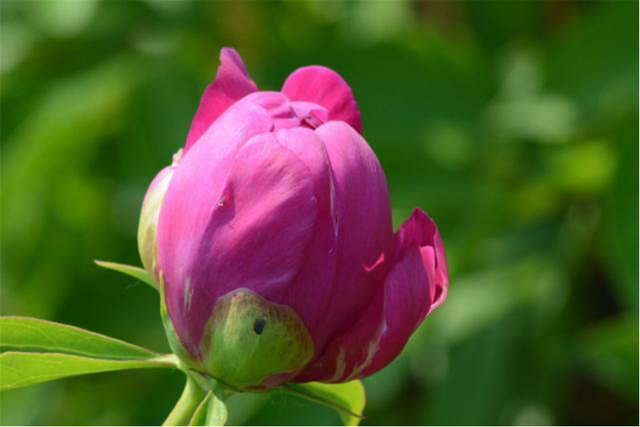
xmin=159 ymin=92 xmax=300 ymax=321
xmin=282 ymin=66 xmax=362 ymax=133
xmin=242 ymin=91 xmax=301 ymax=130
xmin=159 ymin=100 xmax=274 ymax=282
xmin=398 ymin=209 xmax=449 ymax=314
xmin=184 ymin=48 xmax=258 ymax=152
xmin=273 ymin=127 xmax=337 ymax=347
xmin=308 ymin=121 xmax=393 ymax=352
xmin=160 ymin=133 xmax=317 ymax=356
xmin=158 ymin=102 xmax=284 ymax=355
xmin=296 ymin=209 xmax=448 ymax=382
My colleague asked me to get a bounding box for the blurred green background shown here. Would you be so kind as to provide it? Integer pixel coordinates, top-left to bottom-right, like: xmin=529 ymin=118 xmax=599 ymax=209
xmin=1 ymin=0 xmax=638 ymax=425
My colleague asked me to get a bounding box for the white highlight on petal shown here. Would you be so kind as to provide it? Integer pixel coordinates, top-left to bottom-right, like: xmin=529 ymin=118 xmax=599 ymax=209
xmin=345 ymin=319 xmax=387 ymax=381
xmin=325 ymin=347 xmax=346 ymax=383
xmin=172 ymin=148 xmax=183 ymax=166
xmin=183 ymin=277 xmax=193 ymax=313
xmin=328 ymin=162 xmax=339 ymax=241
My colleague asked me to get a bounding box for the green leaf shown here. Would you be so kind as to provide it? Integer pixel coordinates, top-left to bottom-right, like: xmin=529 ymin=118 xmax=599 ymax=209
xmin=188 ymin=382 xmax=228 ymax=426
xmin=163 ymin=375 xmax=206 ymax=426
xmin=205 ymin=387 xmax=228 ymax=426
xmin=284 ymin=381 xmax=366 ymax=426
xmin=0 ymin=316 xmax=158 ymax=359
xmin=95 ymin=260 xmax=156 ymax=290
xmin=188 ymin=391 xmax=212 ymax=426
xmin=0 ymin=351 xmax=178 ymax=392
xmin=578 ymin=314 xmax=639 ymax=402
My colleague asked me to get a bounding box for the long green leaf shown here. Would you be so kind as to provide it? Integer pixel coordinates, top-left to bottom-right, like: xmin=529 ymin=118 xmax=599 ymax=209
xmin=0 ymin=351 xmax=178 ymax=392
xmin=0 ymin=316 xmax=158 ymax=359
xmin=95 ymin=260 xmax=156 ymax=289
xmin=285 ymin=381 xmax=366 ymax=426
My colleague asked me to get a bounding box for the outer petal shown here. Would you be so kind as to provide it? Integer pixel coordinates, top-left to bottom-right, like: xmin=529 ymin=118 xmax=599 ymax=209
xmin=159 ymin=131 xmax=317 ymax=357
xmin=159 ymin=101 xmax=273 ymax=282
xmin=308 ymin=122 xmax=394 ymax=353
xmin=159 ymin=101 xmax=272 ymax=354
xmin=282 ymin=66 xmax=362 ymax=133
xmin=184 ymin=48 xmax=258 ymax=152
xmin=243 ymin=91 xmax=300 ymax=131
xmin=359 ymin=209 xmax=448 ymax=378
xmin=296 ymin=209 xmax=448 ymax=382
xmin=137 ymin=165 xmax=175 ymax=278
xmin=273 ymin=128 xmax=337 ymax=348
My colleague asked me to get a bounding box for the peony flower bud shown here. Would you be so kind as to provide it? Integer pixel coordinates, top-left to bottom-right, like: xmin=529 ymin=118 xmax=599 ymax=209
xmin=142 ymin=48 xmax=449 ymax=390
xmin=138 ymin=166 xmax=174 ymax=279
xmin=137 ymin=150 xmax=181 ymax=280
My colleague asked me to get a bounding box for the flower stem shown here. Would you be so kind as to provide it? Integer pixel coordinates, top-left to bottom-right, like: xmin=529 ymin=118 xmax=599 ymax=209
xmin=163 ymin=374 xmax=206 ymax=426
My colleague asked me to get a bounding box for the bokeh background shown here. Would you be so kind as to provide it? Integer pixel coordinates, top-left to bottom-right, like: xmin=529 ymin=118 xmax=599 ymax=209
xmin=1 ymin=0 xmax=638 ymax=425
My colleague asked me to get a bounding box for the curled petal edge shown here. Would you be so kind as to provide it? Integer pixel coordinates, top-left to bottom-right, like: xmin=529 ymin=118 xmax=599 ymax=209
xmin=295 ymin=208 xmax=448 ymax=383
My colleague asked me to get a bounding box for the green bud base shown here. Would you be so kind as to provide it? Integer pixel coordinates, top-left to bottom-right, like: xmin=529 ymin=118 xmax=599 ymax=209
xmin=200 ymin=288 xmax=314 ymax=390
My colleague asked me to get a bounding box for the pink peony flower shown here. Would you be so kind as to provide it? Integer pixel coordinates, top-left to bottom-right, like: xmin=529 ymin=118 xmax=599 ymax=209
xmin=139 ymin=48 xmax=448 ymax=390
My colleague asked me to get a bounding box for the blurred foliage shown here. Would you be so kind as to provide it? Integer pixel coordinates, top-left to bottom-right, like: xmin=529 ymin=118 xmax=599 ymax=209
xmin=1 ymin=0 xmax=638 ymax=425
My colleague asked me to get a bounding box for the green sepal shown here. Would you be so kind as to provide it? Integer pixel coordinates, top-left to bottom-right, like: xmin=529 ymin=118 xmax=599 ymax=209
xmin=159 ymin=272 xmax=196 ymax=367
xmin=199 ymin=288 xmax=314 ymax=390
xmin=284 ymin=380 xmax=366 ymax=426
xmin=188 ymin=380 xmax=228 ymax=426
xmin=95 ymin=260 xmax=156 ymax=290
xmin=188 ymin=391 xmax=211 ymax=426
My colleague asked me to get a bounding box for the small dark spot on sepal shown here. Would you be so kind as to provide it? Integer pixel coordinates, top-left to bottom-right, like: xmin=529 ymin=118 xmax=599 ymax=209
xmin=253 ymin=318 xmax=266 ymax=335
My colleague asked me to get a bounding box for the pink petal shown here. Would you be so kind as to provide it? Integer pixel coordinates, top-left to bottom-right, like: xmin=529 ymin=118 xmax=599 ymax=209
xmin=273 ymin=127 xmax=337 ymax=347
xmin=290 ymin=101 xmax=329 ymax=129
xmin=242 ymin=91 xmax=301 ymax=131
xmin=186 ymin=132 xmax=317 ymax=329
xmin=158 ymin=101 xmax=279 ymax=355
xmin=184 ymin=48 xmax=258 ymax=152
xmin=158 ymin=93 xmax=307 ymax=341
xmin=141 ymin=165 xmax=175 ymax=207
xmin=160 ymin=133 xmax=318 ymax=356
xmin=296 ymin=209 xmax=448 ymax=382
xmin=282 ymin=66 xmax=362 ymax=133
xmin=307 ymin=121 xmax=393 ymax=353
